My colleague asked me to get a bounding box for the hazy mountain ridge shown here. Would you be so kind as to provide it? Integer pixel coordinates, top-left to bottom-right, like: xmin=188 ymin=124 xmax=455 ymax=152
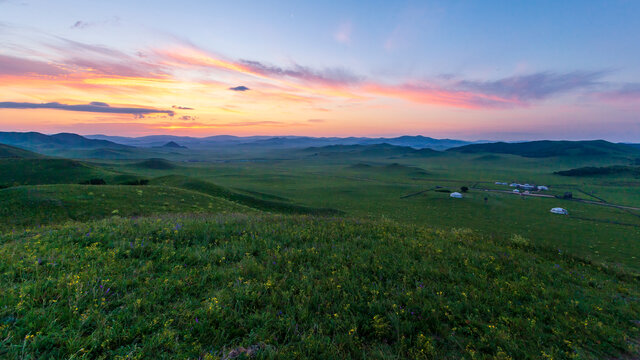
xmin=86 ymin=134 xmax=475 ymax=150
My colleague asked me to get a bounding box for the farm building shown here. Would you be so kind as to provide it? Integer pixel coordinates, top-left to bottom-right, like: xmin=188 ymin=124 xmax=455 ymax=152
xmin=538 ymin=185 xmax=549 ymax=191
xmin=513 ymin=189 xmax=520 ymax=193
xmin=550 ymin=207 xmax=568 ymax=215
xmin=450 ymin=192 xmax=463 ymax=198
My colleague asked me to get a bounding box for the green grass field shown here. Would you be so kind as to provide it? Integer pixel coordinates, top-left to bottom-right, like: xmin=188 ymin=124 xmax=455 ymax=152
xmin=1 ymin=214 xmax=638 ymax=359
xmin=1 ymin=142 xmax=639 ymax=359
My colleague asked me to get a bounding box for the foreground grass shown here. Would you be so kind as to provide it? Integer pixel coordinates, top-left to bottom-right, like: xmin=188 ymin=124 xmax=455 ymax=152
xmin=1 ymin=214 xmax=638 ymax=359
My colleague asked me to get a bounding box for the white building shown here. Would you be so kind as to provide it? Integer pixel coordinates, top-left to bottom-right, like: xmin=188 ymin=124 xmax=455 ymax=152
xmin=538 ymin=186 xmax=549 ymax=191
xmin=513 ymin=189 xmax=520 ymax=193
xmin=450 ymin=192 xmax=463 ymax=198
xmin=550 ymin=207 xmax=568 ymax=215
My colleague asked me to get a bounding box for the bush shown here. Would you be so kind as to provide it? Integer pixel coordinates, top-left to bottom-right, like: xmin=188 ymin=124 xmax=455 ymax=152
xmin=460 ymin=186 xmax=469 ymax=193
xmin=81 ymin=178 xmax=106 ymax=185
xmin=121 ymin=179 xmax=149 ymax=186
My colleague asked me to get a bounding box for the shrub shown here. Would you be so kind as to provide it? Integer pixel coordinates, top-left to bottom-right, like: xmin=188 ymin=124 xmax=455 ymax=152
xmin=81 ymin=178 xmax=106 ymax=185
xmin=121 ymin=179 xmax=150 ymax=186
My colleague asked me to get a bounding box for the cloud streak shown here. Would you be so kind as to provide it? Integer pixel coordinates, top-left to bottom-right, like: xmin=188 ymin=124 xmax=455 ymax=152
xmin=0 ymin=101 xmax=175 ymax=116
xmin=456 ymin=71 xmax=605 ymax=101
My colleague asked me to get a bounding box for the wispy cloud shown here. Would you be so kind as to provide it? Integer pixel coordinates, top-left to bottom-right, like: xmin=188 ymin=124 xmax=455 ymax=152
xmin=595 ymin=83 xmax=640 ymax=102
xmin=0 ymin=54 xmax=67 ymax=76
xmin=239 ymin=60 xmax=361 ymax=86
xmin=0 ymin=101 xmax=175 ymax=116
xmin=456 ymin=71 xmax=605 ymax=101
xmin=364 ymin=71 xmax=608 ymax=109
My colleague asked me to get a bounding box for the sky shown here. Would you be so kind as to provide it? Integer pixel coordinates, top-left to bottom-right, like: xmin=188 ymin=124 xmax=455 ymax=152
xmin=1 ymin=0 xmax=639 ymax=141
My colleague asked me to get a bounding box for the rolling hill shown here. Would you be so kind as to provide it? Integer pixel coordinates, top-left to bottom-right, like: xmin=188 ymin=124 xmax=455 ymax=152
xmin=134 ymin=158 xmax=179 ymax=170
xmin=554 ymin=165 xmax=640 ymax=177
xmin=447 ymin=140 xmax=640 ymax=158
xmin=150 ymin=175 xmax=342 ymax=215
xmin=0 ymin=131 xmax=134 ymax=157
xmin=300 ymin=143 xmax=440 ymax=158
xmin=0 ymin=143 xmax=44 ymax=159
xmin=0 ymin=184 xmax=253 ymax=231
xmin=0 ymin=158 xmax=142 ymax=187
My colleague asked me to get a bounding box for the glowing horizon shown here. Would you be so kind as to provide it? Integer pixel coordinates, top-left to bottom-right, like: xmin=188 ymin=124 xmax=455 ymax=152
xmin=1 ymin=1 xmax=639 ymax=142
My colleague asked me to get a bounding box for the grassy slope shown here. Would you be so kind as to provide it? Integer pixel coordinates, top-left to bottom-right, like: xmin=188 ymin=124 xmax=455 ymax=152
xmin=0 ymin=158 xmax=142 ymax=187
xmin=0 ymin=144 xmax=44 ymax=159
xmin=0 ymin=185 xmax=253 ymax=232
xmin=0 ymin=214 xmax=637 ymax=359
xmin=150 ymin=175 xmax=343 ymax=216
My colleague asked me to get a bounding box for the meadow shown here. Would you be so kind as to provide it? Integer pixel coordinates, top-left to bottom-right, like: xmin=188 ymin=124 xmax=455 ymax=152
xmin=1 ymin=214 xmax=638 ymax=359
xmin=1 ymin=140 xmax=639 ymax=359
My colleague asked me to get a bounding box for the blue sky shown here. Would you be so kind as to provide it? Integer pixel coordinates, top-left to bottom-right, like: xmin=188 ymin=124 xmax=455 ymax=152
xmin=1 ymin=0 xmax=639 ymax=140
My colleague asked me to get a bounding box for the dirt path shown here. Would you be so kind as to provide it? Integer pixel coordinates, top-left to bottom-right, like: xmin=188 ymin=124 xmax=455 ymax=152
xmin=477 ymin=189 xmax=640 ymax=211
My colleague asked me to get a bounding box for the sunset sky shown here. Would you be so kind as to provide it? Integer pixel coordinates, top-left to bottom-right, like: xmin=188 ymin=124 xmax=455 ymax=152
xmin=1 ymin=0 xmax=639 ymax=141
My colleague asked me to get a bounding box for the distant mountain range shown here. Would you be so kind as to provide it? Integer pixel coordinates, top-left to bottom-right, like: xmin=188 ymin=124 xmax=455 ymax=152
xmin=85 ymin=134 xmax=478 ymax=150
xmin=1 ymin=132 xmax=639 ymax=160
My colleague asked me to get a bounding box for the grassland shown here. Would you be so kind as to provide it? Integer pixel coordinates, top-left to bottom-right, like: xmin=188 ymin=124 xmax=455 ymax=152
xmin=1 ymin=214 xmax=638 ymax=359
xmin=1 ymin=140 xmax=639 ymax=359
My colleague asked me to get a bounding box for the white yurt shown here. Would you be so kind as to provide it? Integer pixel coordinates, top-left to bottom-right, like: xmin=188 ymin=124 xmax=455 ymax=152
xmin=450 ymin=192 xmax=463 ymax=198
xmin=550 ymin=207 xmax=568 ymax=215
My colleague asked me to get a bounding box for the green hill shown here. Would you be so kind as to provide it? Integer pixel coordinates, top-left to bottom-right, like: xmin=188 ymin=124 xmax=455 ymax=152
xmin=448 ymin=140 xmax=639 ymax=158
xmin=555 ymin=165 xmax=640 ymax=177
xmin=0 ymin=185 xmax=253 ymax=231
xmin=134 ymin=158 xmax=178 ymax=170
xmin=0 ymin=214 xmax=636 ymax=358
xmin=347 ymin=162 xmax=429 ymax=176
xmin=0 ymin=158 xmax=141 ymax=187
xmin=301 ymin=143 xmax=440 ymax=158
xmin=150 ymin=175 xmax=342 ymax=216
xmin=0 ymin=131 xmax=131 ymax=151
xmin=0 ymin=143 xmax=44 ymax=159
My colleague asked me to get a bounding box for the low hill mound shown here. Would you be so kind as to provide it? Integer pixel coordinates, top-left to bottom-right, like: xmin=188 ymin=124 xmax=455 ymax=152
xmin=134 ymin=158 xmax=178 ymax=170
xmin=302 ymin=143 xmax=439 ymax=158
xmin=347 ymin=162 xmax=429 ymax=176
xmin=1 ymin=214 xmax=636 ymax=358
xmin=555 ymin=165 xmax=640 ymax=177
xmin=0 ymin=184 xmax=252 ymax=231
xmin=150 ymin=175 xmax=342 ymax=215
xmin=0 ymin=143 xmax=44 ymax=159
xmin=160 ymin=141 xmax=187 ymax=149
xmin=0 ymin=158 xmax=141 ymax=186
xmin=448 ymin=140 xmax=639 ymax=158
